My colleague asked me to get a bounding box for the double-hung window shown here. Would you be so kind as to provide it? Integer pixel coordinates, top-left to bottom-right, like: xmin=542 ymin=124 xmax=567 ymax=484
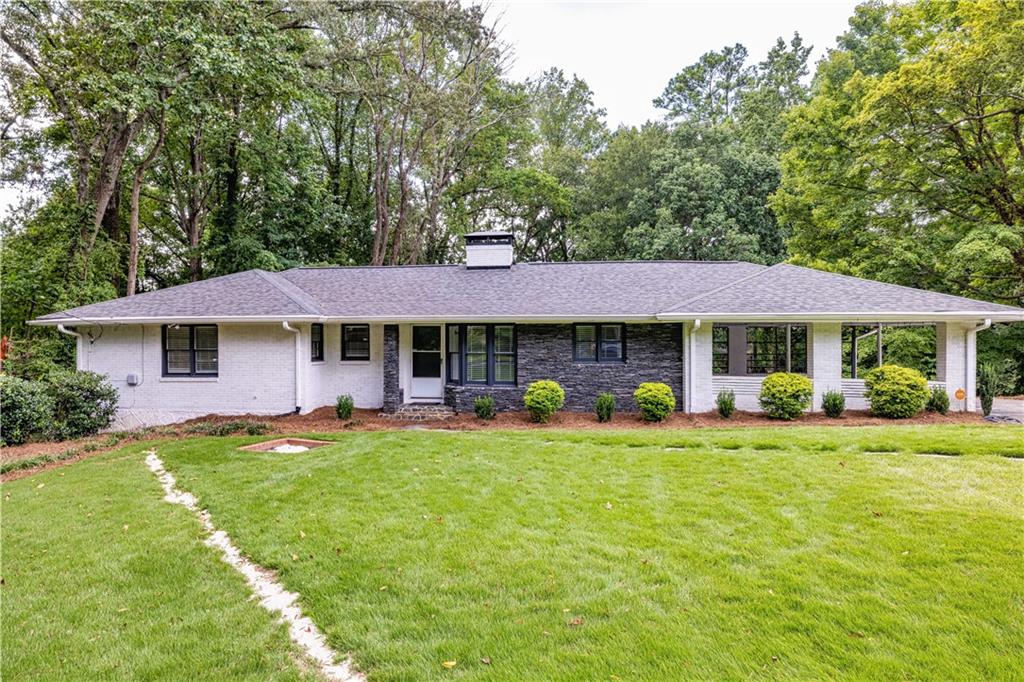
xmin=447 ymin=324 xmax=516 ymax=385
xmin=163 ymin=325 xmax=218 ymax=376
xmin=310 ymin=323 xmax=324 ymax=361
xmin=573 ymin=324 xmax=626 ymax=363
xmin=341 ymin=325 xmax=370 ymax=361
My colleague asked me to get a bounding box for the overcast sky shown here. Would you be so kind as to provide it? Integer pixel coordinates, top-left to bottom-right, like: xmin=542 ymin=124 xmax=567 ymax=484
xmin=487 ymin=0 xmax=859 ymax=128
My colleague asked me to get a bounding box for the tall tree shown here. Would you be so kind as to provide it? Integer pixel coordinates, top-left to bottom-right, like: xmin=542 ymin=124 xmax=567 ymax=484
xmin=654 ymin=44 xmax=751 ymax=124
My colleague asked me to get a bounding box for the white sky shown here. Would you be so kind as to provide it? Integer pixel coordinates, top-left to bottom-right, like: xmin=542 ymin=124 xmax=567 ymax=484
xmin=487 ymin=0 xmax=859 ymax=128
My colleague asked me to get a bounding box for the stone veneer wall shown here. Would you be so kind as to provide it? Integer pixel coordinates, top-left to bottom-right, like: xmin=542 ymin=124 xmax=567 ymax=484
xmin=445 ymin=323 xmax=683 ymax=413
xmin=382 ymin=324 xmax=401 ymax=412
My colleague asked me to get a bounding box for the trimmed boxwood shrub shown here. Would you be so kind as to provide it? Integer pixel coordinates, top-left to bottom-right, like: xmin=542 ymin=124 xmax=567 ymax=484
xmin=758 ymin=372 xmax=813 ymax=420
xmin=634 ymin=382 xmax=676 ymax=422
xmin=595 ymin=392 xmax=615 ymax=423
xmin=46 ymin=370 xmax=119 ymax=440
xmin=926 ymin=385 xmax=950 ymax=415
xmin=863 ymin=364 xmax=929 ymax=419
xmin=716 ymin=390 xmax=735 ymax=419
xmin=474 ymin=395 xmax=496 ymax=420
xmin=335 ymin=394 xmax=354 ymax=420
xmin=524 ymin=380 xmax=565 ymax=423
xmin=822 ymin=389 xmax=845 ymax=418
xmin=0 ymin=376 xmax=54 ymax=445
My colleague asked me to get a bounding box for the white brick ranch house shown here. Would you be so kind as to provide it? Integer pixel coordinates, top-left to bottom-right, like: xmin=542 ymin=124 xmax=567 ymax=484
xmin=31 ymin=232 xmax=1024 ymax=426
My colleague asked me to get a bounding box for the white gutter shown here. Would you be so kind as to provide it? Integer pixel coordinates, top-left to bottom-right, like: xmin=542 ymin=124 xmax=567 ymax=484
xmin=57 ymin=324 xmax=82 ymax=339
xmin=57 ymin=324 xmax=84 ymax=371
xmin=656 ymin=311 xmax=1024 ymax=322
xmin=965 ymin=319 xmax=992 ymax=412
xmin=282 ymin=322 xmax=302 ymax=413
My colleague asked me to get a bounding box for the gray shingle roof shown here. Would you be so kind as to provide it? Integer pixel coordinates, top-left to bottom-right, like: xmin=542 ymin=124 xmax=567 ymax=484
xmin=33 ymin=260 xmax=1024 ymax=323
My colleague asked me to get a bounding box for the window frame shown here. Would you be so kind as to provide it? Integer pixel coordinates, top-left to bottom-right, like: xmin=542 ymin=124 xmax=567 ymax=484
xmin=310 ymin=323 xmax=324 ymax=362
xmin=744 ymin=324 xmax=807 ymax=376
xmin=446 ymin=323 xmax=517 ymax=386
xmin=572 ymin=323 xmax=627 ymax=363
xmin=341 ymin=324 xmax=370 ymax=361
xmin=161 ymin=324 xmax=219 ymax=377
xmin=712 ymin=325 xmax=730 ymax=375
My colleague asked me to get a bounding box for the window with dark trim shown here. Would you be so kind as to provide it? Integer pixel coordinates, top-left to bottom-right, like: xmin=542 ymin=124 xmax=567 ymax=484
xmin=712 ymin=325 xmax=729 ymax=375
xmin=341 ymin=324 xmax=370 ymax=361
xmin=573 ymin=324 xmax=626 ymax=363
xmin=445 ymin=323 xmax=516 ymax=386
xmin=745 ymin=324 xmax=807 ymax=375
xmin=310 ymin=323 xmax=324 ymax=361
xmin=162 ymin=325 xmax=218 ymax=376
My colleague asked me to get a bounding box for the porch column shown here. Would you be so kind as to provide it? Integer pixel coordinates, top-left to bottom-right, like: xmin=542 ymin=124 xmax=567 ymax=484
xmin=809 ymin=322 xmax=842 ymax=411
xmin=382 ymin=324 xmax=401 ymax=413
xmin=687 ymin=321 xmax=714 ymax=412
xmin=936 ymin=322 xmax=973 ymax=412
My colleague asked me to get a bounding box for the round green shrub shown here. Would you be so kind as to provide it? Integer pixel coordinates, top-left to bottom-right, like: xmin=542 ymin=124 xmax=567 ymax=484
xmin=474 ymin=395 xmax=496 ymax=420
xmin=335 ymin=394 xmax=354 ymax=420
xmin=925 ymin=385 xmax=950 ymax=415
xmin=862 ymin=364 xmax=929 ymax=419
xmin=46 ymin=370 xmax=118 ymax=440
xmin=595 ymin=392 xmax=615 ymax=423
xmin=523 ymin=380 xmax=565 ymax=423
xmin=758 ymin=372 xmax=813 ymax=420
xmin=0 ymin=376 xmax=54 ymax=445
xmin=633 ymin=382 xmax=676 ymax=422
xmin=716 ymin=390 xmax=735 ymax=419
xmin=821 ymin=389 xmax=845 ymax=418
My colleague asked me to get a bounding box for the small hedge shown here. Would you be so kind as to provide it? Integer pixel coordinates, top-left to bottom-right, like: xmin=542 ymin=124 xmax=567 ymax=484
xmin=0 ymin=376 xmax=55 ymax=445
xmin=595 ymin=393 xmax=615 ymax=423
xmin=335 ymin=394 xmax=354 ymax=420
xmin=863 ymin=364 xmax=929 ymax=419
xmin=758 ymin=372 xmax=813 ymax=420
xmin=715 ymin=390 xmax=735 ymax=419
xmin=47 ymin=370 xmax=119 ymax=440
xmin=474 ymin=395 xmax=496 ymax=420
xmin=926 ymin=386 xmax=950 ymax=415
xmin=634 ymin=382 xmax=675 ymax=422
xmin=524 ymin=380 xmax=565 ymax=423
xmin=822 ymin=389 xmax=845 ymax=418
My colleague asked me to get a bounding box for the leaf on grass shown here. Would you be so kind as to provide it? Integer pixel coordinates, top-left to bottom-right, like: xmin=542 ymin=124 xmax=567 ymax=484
xmin=36 ymin=483 xmax=44 ymax=489
xmin=379 ymin=585 xmax=388 ymax=591
xmin=291 ymin=553 xmax=299 ymax=561
xmin=480 ymin=656 xmax=491 ymax=665
xmin=441 ymin=660 xmax=457 ymax=669
xmin=604 ymin=502 xmax=613 ymax=510
xmin=122 ymin=524 xmax=129 ymax=531
xmin=299 ymin=530 xmax=306 ymax=539
xmin=568 ymin=616 xmax=584 ymax=627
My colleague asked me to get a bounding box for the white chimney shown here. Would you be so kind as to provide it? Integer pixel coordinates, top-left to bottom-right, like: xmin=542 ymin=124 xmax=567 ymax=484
xmin=464 ymin=231 xmax=514 ymax=269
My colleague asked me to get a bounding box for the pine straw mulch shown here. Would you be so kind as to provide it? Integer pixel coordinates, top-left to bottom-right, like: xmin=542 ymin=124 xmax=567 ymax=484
xmin=1 ymin=406 xmax=989 ymax=482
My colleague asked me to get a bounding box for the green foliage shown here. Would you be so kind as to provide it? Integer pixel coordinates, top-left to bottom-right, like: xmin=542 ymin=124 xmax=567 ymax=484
xmin=45 ymin=370 xmax=119 ymax=440
xmin=335 ymin=394 xmax=354 ymax=420
xmin=926 ymin=386 xmax=950 ymax=415
xmin=716 ymin=390 xmax=736 ymax=419
xmin=758 ymin=372 xmax=813 ymax=420
xmin=977 ymin=361 xmax=1019 ymax=416
xmin=633 ymin=382 xmax=676 ymax=422
xmin=595 ymin=392 xmax=616 ymax=423
xmin=523 ymin=380 xmax=565 ymax=423
xmin=822 ymin=390 xmax=846 ymax=419
xmin=863 ymin=364 xmax=929 ymax=419
xmin=183 ymin=420 xmax=270 ymax=437
xmin=0 ymin=376 xmax=55 ymax=445
xmin=473 ymin=396 xmax=496 ymax=420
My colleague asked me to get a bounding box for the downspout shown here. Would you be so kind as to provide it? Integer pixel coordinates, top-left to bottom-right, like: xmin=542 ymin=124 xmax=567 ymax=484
xmin=282 ymin=322 xmax=302 ymax=413
xmin=58 ymin=324 xmax=84 ymax=371
xmin=688 ymin=319 xmax=701 ymax=413
xmin=966 ymin=319 xmax=991 ymax=412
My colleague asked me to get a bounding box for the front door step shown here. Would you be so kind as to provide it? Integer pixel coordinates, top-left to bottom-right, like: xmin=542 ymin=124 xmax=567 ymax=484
xmin=380 ymin=403 xmax=456 ymax=421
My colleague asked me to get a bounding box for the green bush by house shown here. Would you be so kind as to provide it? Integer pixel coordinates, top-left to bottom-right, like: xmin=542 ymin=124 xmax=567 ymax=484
xmin=0 ymin=376 xmax=55 ymax=445
xmin=523 ymin=380 xmax=565 ymax=423
xmin=863 ymin=364 xmax=929 ymax=418
xmin=474 ymin=395 xmax=496 ymax=420
xmin=926 ymin=386 xmax=950 ymax=415
xmin=716 ymin=390 xmax=735 ymax=419
xmin=0 ymin=371 xmax=117 ymax=445
xmin=822 ymin=389 xmax=845 ymax=418
xmin=758 ymin=372 xmax=813 ymax=420
xmin=595 ymin=392 xmax=615 ymax=423
xmin=633 ymin=382 xmax=675 ymax=421
xmin=335 ymin=394 xmax=354 ymax=420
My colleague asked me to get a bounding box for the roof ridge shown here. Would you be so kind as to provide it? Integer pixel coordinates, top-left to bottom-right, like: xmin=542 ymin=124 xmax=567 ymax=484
xmin=253 ymin=270 xmax=322 ymax=316
xmin=659 ymin=263 xmax=778 ymax=313
xmin=288 ymin=260 xmax=747 ymax=271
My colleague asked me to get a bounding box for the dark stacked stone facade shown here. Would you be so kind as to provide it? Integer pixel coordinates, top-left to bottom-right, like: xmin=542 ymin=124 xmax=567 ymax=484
xmin=382 ymin=324 xmax=401 ymax=412
xmin=445 ymin=323 xmax=683 ymax=413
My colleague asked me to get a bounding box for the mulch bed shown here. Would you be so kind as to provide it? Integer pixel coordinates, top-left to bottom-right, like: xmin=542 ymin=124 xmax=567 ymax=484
xmin=0 ymin=406 xmax=990 ymax=482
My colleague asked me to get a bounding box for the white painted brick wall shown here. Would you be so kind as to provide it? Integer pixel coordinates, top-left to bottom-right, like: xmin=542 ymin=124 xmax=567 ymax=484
xmin=79 ymin=323 xmax=297 ymax=421
xmin=809 ymin=322 xmax=843 ymax=411
xmin=303 ymin=323 xmax=384 ymax=411
xmin=689 ymin=322 xmax=715 ymax=412
xmin=937 ymin=321 xmax=974 ymax=412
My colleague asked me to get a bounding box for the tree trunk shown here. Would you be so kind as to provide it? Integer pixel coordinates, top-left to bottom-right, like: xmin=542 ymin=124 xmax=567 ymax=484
xmin=127 ymin=107 xmax=167 ymax=296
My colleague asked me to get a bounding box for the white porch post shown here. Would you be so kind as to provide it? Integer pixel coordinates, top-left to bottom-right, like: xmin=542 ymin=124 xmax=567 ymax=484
xmin=687 ymin=321 xmax=714 ymax=412
xmin=936 ymin=322 xmax=974 ymax=412
xmin=809 ymin=322 xmax=842 ymax=411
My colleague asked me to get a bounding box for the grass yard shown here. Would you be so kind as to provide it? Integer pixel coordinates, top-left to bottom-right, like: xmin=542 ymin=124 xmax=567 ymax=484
xmin=3 ymin=425 xmax=1023 ymax=680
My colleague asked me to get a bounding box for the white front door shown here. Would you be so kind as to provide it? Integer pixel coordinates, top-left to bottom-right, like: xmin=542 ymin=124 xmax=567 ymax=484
xmin=410 ymin=325 xmax=443 ymax=399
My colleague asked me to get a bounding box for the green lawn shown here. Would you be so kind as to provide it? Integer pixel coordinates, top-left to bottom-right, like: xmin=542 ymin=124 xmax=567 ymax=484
xmin=4 ymin=425 xmax=1023 ymax=680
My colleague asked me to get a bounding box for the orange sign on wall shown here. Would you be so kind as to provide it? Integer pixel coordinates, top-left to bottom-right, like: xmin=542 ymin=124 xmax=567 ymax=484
xmin=954 ymin=388 xmax=966 ymax=401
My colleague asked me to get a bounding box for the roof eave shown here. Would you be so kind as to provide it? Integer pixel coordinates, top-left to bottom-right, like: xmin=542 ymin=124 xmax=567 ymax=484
xmin=28 ymin=314 xmax=326 ymax=326
xmin=655 ymin=311 xmax=1024 ymax=322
